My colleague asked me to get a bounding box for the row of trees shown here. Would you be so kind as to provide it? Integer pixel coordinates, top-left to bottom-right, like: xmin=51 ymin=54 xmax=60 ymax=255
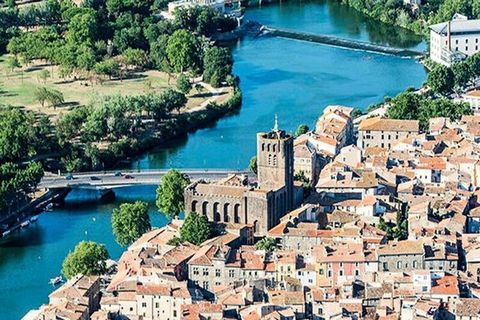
xmin=386 ymin=91 xmax=472 ymax=130
xmin=427 ymin=53 xmax=480 ymax=95
xmin=338 ymin=0 xmax=480 ymax=36
xmin=4 ymin=1 xmax=235 ymax=87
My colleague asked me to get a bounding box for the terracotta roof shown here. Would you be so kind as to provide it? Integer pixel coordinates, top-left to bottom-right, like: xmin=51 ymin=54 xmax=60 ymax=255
xmin=456 ymin=298 xmax=480 ymax=317
xmin=431 ymin=275 xmax=459 ymax=296
xmin=377 ymin=240 xmax=424 ymax=256
xmin=359 ymin=117 xmax=419 ymax=132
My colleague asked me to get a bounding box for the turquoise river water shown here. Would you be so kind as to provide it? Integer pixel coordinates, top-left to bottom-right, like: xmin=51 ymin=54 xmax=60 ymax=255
xmin=0 ymin=1 xmax=426 ymax=318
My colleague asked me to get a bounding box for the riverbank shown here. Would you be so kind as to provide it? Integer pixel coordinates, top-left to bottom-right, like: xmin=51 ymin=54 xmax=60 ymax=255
xmin=93 ymin=88 xmax=242 ymax=170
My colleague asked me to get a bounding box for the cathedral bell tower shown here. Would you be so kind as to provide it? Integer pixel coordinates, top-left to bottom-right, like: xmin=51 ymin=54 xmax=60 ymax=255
xmin=256 ymin=115 xmax=294 ymax=210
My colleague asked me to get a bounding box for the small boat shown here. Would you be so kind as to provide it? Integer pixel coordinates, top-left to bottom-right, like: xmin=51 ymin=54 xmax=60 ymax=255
xmin=30 ymin=215 xmax=39 ymax=223
xmin=45 ymin=203 xmax=54 ymax=212
xmin=20 ymin=220 xmax=30 ymax=228
xmin=2 ymin=230 xmax=11 ymax=237
xmin=49 ymin=276 xmax=63 ymax=286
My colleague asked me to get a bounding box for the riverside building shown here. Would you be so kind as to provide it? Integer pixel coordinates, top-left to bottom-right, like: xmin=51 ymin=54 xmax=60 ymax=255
xmin=430 ymin=14 xmax=480 ymax=66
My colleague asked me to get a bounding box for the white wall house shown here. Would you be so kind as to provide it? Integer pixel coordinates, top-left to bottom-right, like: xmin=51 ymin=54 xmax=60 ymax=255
xmin=430 ymin=15 xmax=480 ymax=66
xmin=457 ymin=90 xmax=480 ymax=113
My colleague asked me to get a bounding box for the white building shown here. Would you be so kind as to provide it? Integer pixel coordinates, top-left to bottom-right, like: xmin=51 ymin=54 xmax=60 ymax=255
xmin=457 ymin=90 xmax=480 ymax=113
xmin=167 ymin=0 xmax=225 ymax=16
xmin=430 ymin=14 xmax=480 ymax=66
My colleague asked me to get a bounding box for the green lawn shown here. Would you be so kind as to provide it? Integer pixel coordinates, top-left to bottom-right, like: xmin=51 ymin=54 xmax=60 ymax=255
xmin=0 ymin=56 xmax=173 ymax=116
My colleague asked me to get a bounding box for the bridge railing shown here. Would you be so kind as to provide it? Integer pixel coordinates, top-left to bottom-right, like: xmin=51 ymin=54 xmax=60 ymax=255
xmin=44 ymin=168 xmax=250 ymax=177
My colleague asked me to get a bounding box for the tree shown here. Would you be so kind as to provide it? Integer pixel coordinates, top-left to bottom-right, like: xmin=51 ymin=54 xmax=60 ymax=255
xmin=180 ymin=212 xmax=211 ymax=245
xmin=6 ymin=0 xmax=15 ymax=9
xmin=386 ymin=91 xmax=422 ymax=120
xmin=160 ymin=89 xmax=187 ymax=113
xmin=156 ymin=169 xmax=190 ymax=218
xmin=150 ymin=34 xmax=169 ymax=69
xmin=255 ymin=237 xmax=276 ymax=252
xmin=351 ymin=108 xmax=363 ymax=118
xmin=249 ymin=155 xmax=257 ymax=174
xmin=94 ymin=59 xmax=120 ymax=80
xmin=452 ymin=62 xmax=472 ymax=89
xmin=5 ymin=55 xmax=21 ymax=75
xmin=203 ymin=46 xmax=232 ymax=87
xmin=112 ymin=201 xmax=151 ymax=247
xmin=176 ymin=74 xmax=192 ymax=95
xmin=66 ymin=10 xmax=98 ymax=47
xmin=38 ymin=69 xmax=51 ymax=84
xmin=295 ymin=124 xmax=309 ymax=136
xmin=166 ymin=29 xmax=200 ymax=73
xmin=122 ymin=47 xmax=147 ymax=69
xmin=427 ymin=64 xmax=454 ymax=95
xmin=45 ymin=88 xmax=64 ymax=110
xmin=62 ymin=241 xmax=109 ymax=279
xmin=0 ymin=107 xmax=38 ymax=162
xmin=34 ymin=87 xmax=50 ymax=108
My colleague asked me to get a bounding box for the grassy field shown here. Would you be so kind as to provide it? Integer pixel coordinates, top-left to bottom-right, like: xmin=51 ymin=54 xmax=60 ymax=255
xmin=0 ymin=55 xmax=231 ymax=119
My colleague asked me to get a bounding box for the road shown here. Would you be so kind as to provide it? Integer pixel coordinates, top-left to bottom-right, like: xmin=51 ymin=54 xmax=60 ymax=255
xmin=39 ymin=169 xmax=251 ymax=189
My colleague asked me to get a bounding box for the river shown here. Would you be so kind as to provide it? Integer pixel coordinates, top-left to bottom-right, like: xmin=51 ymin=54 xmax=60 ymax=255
xmin=0 ymin=1 xmax=426 ymax=318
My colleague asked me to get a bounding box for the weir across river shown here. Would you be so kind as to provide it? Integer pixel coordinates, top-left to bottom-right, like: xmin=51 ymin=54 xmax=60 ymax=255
xmin=257 ymin=25 xmax=426 ymax=58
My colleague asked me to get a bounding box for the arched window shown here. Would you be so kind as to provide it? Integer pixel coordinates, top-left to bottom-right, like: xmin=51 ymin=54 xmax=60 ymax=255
xmin=191 ymin=200 xmax=197 ymax=213
xmin=268 ymin=154 xmax=272 ymax=165
xmin=273 ymin=144 xmax=276 ymax=152
xmin=267 ymin=144 xmax=270 ymax=152
xmin=202 ymin=201 xmax=208 ymax=216
xmin=213 ymin=202 xmax=220 ymax=222
xmin=234 ymin=204 xmax=240 ymax=223
xmin=273 ymin=154 xmax=277 ymax=166
xmin=262 ymin=143 xmax=265 ymax=151
xmin=223 ymin=203 xmax=230 ymax=222
xmin=397 ymin=261 xmax=402 ymax=269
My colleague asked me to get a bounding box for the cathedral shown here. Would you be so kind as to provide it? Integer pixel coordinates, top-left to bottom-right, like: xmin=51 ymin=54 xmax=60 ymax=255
xmin=184 ymin=121 xmax=300 ymax=235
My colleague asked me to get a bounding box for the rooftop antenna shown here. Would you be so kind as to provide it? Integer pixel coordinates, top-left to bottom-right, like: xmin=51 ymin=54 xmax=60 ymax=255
xmin=273 ymin=114 xmax=279 ymax=131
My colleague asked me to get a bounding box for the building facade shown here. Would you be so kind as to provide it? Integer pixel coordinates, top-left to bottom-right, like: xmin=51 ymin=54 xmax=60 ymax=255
xmin=430 ymin=15 xmax=480 ymax=66
xmin=184 ymin=125 xmax=296 ymax=235
xmin=357 ymin=117 xmax=419 ymax=150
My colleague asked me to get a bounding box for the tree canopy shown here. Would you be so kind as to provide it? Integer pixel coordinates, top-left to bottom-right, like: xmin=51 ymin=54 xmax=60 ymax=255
xmin=156 ymin=169 xmax=190 ymax=218
xmin=387 ymin=91 xmax=472 ymax=130
xmin=62 ymin=241 xmax=110 ymax=279
xmin=255 ymin=237 xmax=276 ymax=252
xmin=295 ymin=124 xmax=309 ymax=136
xmin=427 ymin=64 xmax=454 ymax=95
xmin=112 ymin=201 xmax=151 ymax=246
xmin=166 ymin=29 xmax=200 ymax=73
xmin=180 ymin=212 xmax=211 ymax=245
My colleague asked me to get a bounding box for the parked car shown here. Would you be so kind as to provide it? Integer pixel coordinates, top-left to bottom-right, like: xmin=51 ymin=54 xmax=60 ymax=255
xmin=124 ymin=174 xmax=134 ymax=179
xmin=65 ymin=173 xmax=74 ymax=180
xmin=114 ymin=171 xmax=122 ymax=177
xmin=90 ymin=176 xmax=101 ymax=181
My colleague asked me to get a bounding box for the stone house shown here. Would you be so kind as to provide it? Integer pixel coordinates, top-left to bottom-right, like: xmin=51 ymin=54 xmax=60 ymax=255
xmin=357 ymin=117 xmax=419 ymax=150
xmin=377 ymin=240 xmax=424 ymax=272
